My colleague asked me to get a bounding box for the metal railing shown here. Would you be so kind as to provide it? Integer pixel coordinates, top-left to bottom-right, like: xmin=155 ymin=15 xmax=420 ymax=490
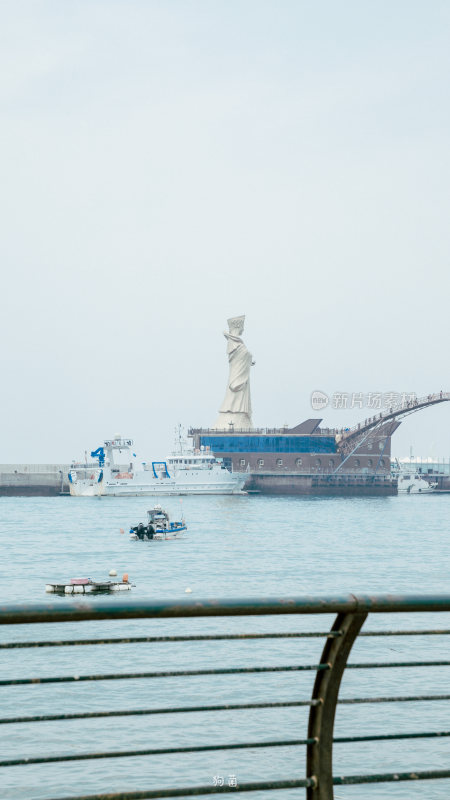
xmin=188 ymin=428 xmax=288 ymax=436
xmin=2 ymin=594 xmax=450 ymax=799
xmin=339 ymin=392 xmax=450 ymax=442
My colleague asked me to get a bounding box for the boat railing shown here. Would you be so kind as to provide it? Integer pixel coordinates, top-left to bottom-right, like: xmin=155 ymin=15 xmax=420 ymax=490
xmin=189 ymin=427 xmax=336 ymax=436
xmin=70 ymin=462 xmax=99 ymax=470
xmin=2 ymin=594 xmax=450 ymax=799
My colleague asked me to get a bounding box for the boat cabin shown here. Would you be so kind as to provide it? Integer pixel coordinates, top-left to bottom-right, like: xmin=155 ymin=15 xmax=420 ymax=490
xmin=147 ymin=506 xmax=170 ymax=530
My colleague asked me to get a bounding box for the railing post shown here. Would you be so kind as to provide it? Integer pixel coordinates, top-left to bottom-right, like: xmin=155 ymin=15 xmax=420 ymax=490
xmin=306 ymin=611 xmax=368 ymax=799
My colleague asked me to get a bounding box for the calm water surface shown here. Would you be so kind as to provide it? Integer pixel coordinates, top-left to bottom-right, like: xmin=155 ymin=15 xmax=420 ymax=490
xmin=1 ymin=493 xmax=450 ymax=799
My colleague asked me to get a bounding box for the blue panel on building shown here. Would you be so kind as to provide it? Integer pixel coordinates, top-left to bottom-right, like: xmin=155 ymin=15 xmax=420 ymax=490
xmin=199 ymin=435 xmax=336 ymax=454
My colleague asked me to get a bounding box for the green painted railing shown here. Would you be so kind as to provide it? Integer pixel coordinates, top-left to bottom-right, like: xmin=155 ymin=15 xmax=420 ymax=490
xmin=2 ymin=594 xmax=450 ymax=799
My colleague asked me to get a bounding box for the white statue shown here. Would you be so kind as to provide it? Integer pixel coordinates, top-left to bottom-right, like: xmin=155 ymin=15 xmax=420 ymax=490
xmin=213 ymin=315 xmax=254 ymax=429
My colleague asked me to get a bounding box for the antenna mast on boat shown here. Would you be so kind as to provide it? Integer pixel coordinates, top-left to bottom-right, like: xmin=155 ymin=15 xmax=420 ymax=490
xmin=175 ymin=423 xmax=184 ymax=455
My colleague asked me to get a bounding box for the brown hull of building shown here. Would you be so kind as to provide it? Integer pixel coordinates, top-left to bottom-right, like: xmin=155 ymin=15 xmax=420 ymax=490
xmin=246 ymin=473 xmax=397 ymax=496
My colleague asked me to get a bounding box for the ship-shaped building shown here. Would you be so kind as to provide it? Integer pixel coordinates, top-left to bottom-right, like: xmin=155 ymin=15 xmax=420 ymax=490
xmin=189 ymin=317 xmax=449 ymax=495
xmin=190 ymin=416 xmax=401 ymax=495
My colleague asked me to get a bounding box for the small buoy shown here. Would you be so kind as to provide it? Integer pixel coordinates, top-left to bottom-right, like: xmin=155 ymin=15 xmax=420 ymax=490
xmin=119 ymin=528 xmax=124 ymax=534
xmin=122 ymin=573 xmax=129 ymax=583
xmin=109 ymin=569 xmax=117 ymax=577
xmin=185 ymin=587 xmax=192 ymax=593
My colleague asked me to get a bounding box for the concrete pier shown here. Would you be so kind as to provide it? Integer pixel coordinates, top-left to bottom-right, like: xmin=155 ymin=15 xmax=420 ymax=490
xmin=0 ymin=465 xmax=71 ymax=496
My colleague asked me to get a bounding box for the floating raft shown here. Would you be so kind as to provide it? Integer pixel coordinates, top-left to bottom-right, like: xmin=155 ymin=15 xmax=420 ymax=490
xmin=45 ymin=578 xmax=133 ymax=594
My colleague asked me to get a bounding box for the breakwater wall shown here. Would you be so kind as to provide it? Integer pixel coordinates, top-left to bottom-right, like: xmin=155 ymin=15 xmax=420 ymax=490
xmin=0 ymin=465 xmax=71 ymax=496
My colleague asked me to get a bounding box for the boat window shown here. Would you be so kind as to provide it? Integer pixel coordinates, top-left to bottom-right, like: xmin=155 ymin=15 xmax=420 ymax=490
xmin=276 ymin=459 xmax=283 ymax=466
xmin=296 ymin=458 xmax=302 ymax=466
xmin=367 ymin=459 xmax=373 ymax=467
xmin=240 ymin=459 xmax=246 ymax=466
xmin=329 ymin=459 xmax=334 ymax=467
xmin=380 ymin=459 xmax=385 ymax=467
xmin=258 ymin=459 xmax=264 ymax=466
xmin=316 ymin=458 xmax=321 ymax=466
xmin=354 ymin=459 xmax=360 ymax=467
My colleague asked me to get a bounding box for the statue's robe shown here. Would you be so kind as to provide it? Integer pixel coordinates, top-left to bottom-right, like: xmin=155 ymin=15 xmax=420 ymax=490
xmin=219 ymin=334 xmax=252 ymax=415
xmin=213 ymin=330 xmax=253 ymax=428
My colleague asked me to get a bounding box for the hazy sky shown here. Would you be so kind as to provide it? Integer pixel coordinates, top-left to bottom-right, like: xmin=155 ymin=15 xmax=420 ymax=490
xmin=1 ymin=1 xmax=449 ymax=462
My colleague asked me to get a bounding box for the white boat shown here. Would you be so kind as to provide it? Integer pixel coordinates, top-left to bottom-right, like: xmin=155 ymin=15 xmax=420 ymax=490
xmin=397 ymin=472 xmax=437 ymax=494
xmin=69 ymin=435 xmax=247 ymax=496
xmin=391 ymin=461 xmax=436 ymax=494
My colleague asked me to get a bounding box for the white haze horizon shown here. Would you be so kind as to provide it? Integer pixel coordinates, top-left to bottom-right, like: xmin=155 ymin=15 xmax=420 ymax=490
xmin=1 ymin=1 xmax=449 ymax=463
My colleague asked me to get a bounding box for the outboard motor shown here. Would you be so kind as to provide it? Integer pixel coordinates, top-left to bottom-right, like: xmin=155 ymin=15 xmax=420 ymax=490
xmin=137 ymin=523 xmax=145 ymax=540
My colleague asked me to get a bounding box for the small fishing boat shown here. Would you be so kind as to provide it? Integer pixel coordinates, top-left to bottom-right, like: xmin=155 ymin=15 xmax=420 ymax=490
xmin=130 ymin=505 xmax=187 ymax=540
xmin=45 ymin=576 xmax=134 ymax=594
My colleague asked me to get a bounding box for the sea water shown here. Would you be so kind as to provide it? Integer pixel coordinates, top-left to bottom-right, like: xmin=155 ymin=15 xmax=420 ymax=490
xmin=0 ymin=493 xmax=450 ymax=799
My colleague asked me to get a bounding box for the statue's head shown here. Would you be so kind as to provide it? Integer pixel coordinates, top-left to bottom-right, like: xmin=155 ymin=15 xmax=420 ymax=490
xmin=227 ymin=315 xmax=245 ymax=335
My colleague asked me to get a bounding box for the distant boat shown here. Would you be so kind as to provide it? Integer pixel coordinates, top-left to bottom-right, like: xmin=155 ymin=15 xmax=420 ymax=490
xmin=392 ymin=461 xmax=437 ymax=494
xmin=397 ymin=473 xmax=436 ymax=494
xmin=69 ymin=434 xmax=247 ymax=497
